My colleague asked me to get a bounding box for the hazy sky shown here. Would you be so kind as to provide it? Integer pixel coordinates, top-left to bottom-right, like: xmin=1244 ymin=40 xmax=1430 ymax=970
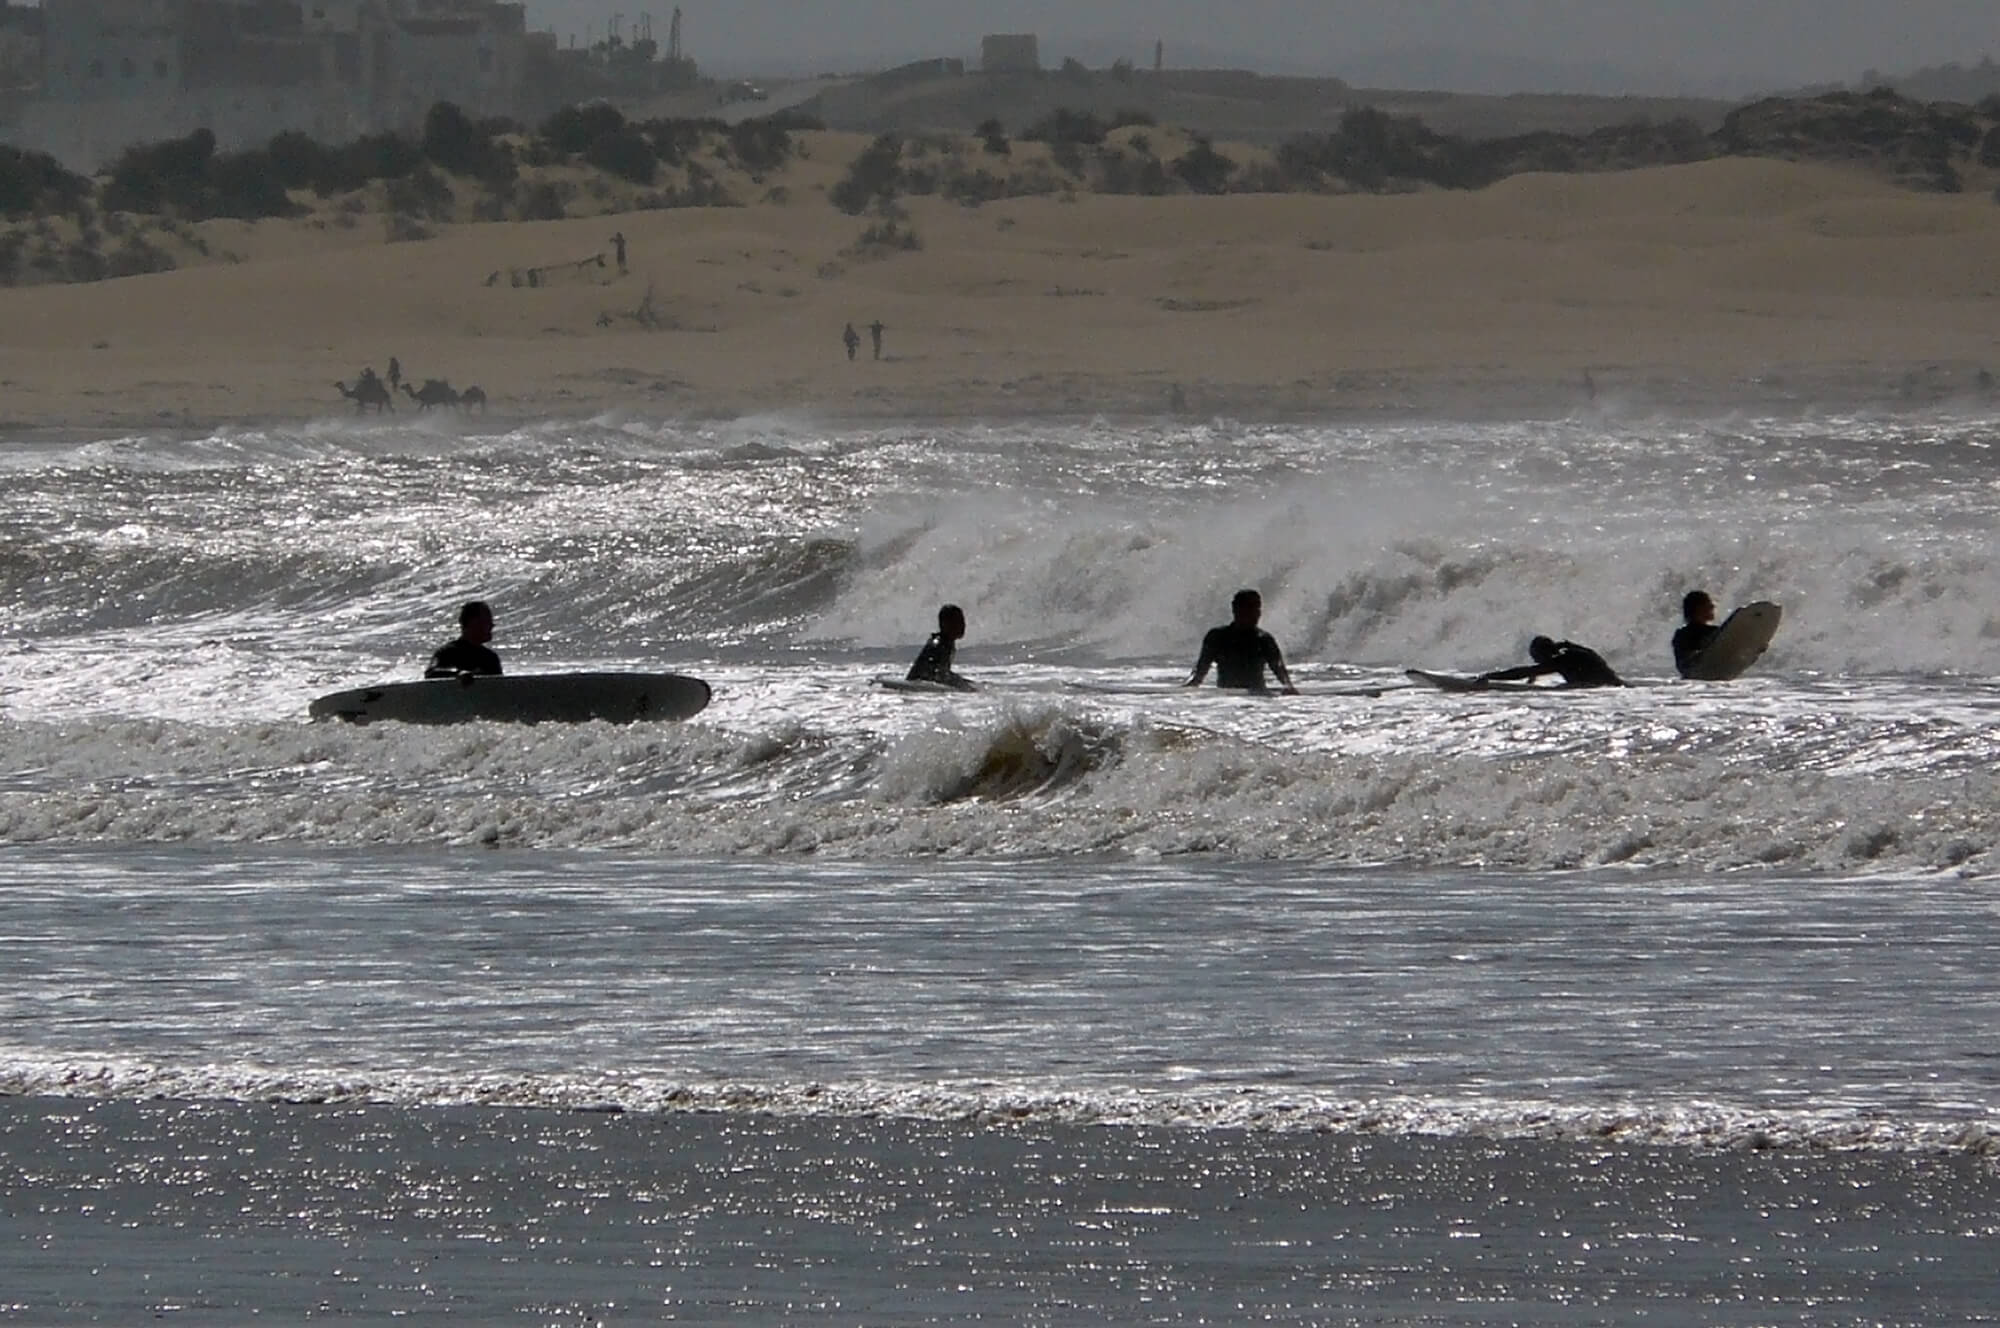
xmin=533 ymin=1 xmax=2000 ymax=93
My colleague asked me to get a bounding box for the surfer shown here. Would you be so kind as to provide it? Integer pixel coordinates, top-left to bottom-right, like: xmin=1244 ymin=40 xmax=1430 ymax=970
xmin=425 ymin=601 xmax=502 ymax=678
xmin=907 ymin=604 xmax=974 ymax=691
xmin=1184 ymin=589 xmax=1298 ymax=694
xmin=1671 ymin=590 xmax=1722 ymax=678
xmin=1478 ymin=636 xmax=1623 ymax=688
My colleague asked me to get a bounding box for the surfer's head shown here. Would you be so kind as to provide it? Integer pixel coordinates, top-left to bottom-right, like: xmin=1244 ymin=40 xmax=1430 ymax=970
xmin=938 ymin=603 xmax=966 ymax=640
xmin=1231 ymin=589 xmax=1262 ymax=626
xmin=458 ymin=600 xmax=494 ymax=644
xmin=1682 ymin=590 xmax=1715 ymax=624
xmin=1528 ymin=635 xmax=1557 ymax=664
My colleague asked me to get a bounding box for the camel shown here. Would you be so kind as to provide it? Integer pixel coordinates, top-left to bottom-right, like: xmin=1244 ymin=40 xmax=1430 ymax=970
xmin=402 ymin=378 xmax=459 ymax=410
xmin=334 ymin=377 xmax=394 ymax=413
xmin=459 ymin=385 xmax=487 ymax=412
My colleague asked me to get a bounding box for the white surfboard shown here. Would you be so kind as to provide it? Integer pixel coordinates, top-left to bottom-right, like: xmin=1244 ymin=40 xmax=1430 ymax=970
xmin=309 ymin=672 xmax=711 ymax=725
xmin=1685 ymin=602 xmax=1782 ymax=681
xmin=874 ymin=676 xmax=976 ymax=695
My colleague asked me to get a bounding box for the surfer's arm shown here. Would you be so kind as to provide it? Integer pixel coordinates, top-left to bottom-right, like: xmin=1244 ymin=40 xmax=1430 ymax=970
xmin=1184 ymin=632 xmax=1218 ymax=686
xmin=1266 ymin=640 xmax=1299 ymax=695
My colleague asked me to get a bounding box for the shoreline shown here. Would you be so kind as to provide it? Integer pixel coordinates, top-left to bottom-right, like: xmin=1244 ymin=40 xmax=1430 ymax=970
xmin=2 ymin=357 xmax=1995 ymax=440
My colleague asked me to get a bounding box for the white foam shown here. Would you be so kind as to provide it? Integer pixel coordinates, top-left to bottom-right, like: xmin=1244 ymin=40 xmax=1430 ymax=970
xmin=4 ymin=1052 xmax=1992 ymax=1157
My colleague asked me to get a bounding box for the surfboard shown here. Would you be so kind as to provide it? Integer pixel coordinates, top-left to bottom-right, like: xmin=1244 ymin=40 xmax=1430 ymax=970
xmin=874 ymin=676 xmax=975 ymax=695
xmin=1404 ymin=669 xmax=1544 ymax=693
xmin=308 ymin=672 xmax=711 ymax=725
xmin=1684 ymin=602 xmax=1782 ymax=681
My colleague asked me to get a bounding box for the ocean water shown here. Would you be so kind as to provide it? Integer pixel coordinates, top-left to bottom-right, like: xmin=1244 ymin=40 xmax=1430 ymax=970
xmin=1 ymin=408 xmax=1996 ymax=1323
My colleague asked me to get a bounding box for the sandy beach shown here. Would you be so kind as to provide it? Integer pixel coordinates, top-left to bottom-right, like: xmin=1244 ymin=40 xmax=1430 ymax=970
xmin=3 ymin=143 xmax=2000 ymax=431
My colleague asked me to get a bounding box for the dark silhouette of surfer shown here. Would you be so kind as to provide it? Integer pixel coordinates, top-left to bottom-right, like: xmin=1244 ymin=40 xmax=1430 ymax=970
xmin=1185 ymin=588 xmax=1298 ymax=693
xmin=907 ymin=604 xmax=974 ymax=690
xmin=869 ymin=320 xmax=885 ymax=360
xmin=1672 ymin=590 xmax=1721 ymax=678
xmin=842 ymin=323 xmax=861 ymax=361
xmin=426 ymin=601 xmax=502 ymax=678
xmin=1479 ymin=636 xmax=1622 ymax=688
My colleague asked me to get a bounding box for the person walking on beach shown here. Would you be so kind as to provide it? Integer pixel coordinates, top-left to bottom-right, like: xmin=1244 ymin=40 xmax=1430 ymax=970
xmin=869 ymin=320 xmax=885 ymax=360
xmin=907 ymin=604 xmax=974 ymax=691
xmin=1672 ymin=590 xmax=1721 ymax=678
xmin=1184 ymin=589 xmax=1298 ymax=694
xmin=842 ymin=323 xmax=861 ymax=362
xmin=386 ymin=357 xmax=402 ymax=392
xmin=1478 ymin=635 xmax=1622 ymax=688
xmin=610 ymin=231 xmax=627 ymax=274
xmin=425 ymin=601 xmax=502 ymax=679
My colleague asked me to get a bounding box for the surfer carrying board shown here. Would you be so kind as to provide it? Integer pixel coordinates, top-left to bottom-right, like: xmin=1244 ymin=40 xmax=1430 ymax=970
xmin=425 ymin=600 xmax=503 ymax=678
xmin=1184 ymin=589 xmax=1299 ymax=694
xmin=907 ymin=604 xmax=975 ymax=691
xmin=1671 ymin=590 xmax=1722 ymax=678
xmin=1478 ymin=635 xmax=1623 ymax=689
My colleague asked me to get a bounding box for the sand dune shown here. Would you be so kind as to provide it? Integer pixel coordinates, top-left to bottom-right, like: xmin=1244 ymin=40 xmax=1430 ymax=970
xmin=2 ymin=152 xmax=1997 ymax=430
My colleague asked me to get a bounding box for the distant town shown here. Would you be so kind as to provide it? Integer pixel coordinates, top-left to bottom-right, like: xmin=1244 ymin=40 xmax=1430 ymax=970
xmin=2 ymin=1 xmax=1998 ymax=175
xmin=0 ymin=0 xmax=706 ymax=169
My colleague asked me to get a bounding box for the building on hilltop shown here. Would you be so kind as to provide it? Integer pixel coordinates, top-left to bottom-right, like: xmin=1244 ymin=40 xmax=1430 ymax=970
xmin=6 ymin=0 xmax=560 ymax=170
xmin=980 ymin=33 xmax=1038 ymax=75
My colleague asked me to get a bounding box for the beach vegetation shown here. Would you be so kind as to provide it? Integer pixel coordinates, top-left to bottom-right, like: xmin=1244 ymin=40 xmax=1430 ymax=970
xmin=0 ymin=84 xmax=1991 ymax=290
xmin=1021 ymin=108 xmax=1107 ymax=147
xmin=516 ymin=180 xmax=570 ymax=220
xmin=1172 ymin=136 xmax=1236 ymax=194
xmin=726 ymin=118 xmax=796 ymax=172
xmin=422 ymin=102 xmax=517 ymax=191
xmin=584 ymin=127 xmax=658 ymax=185
xmin=0 ymin=145 xmax=91 ymax=219
xmin=831 ymin=133 xmax=904 ymax=214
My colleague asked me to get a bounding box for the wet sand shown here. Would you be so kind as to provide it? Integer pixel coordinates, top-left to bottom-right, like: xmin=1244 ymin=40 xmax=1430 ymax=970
xmin=6 ymin=1096 xmax=1997 ymax=1323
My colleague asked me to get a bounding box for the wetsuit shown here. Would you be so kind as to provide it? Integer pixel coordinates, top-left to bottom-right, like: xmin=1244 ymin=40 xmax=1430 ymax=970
xmin=426 ymin=638 xmax=502 ymax=678
xmin=1672 ymin=622 xmax=1722 ymax=678
xmin=907 ymin=633 xmax=971 ymax=690
xmin=1485 ymin=641 xmax=1623 ymax=688
xmin=1190 ymin=623 xmax=1288 ymax=690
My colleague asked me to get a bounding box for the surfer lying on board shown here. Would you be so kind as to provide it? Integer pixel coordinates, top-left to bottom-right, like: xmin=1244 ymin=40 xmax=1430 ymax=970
xmin=1184 ymin=588 xmax=1299 ymax=694
xmin=1671 ymin=590 xmax=1722 ymax=678
xmin=1477 ymin=635 xmax=1623 ymax=688
xmin=907 ymin=603 xmax=975 ymax=691
xmin=425 ymin=600 xmax=503 ymax=678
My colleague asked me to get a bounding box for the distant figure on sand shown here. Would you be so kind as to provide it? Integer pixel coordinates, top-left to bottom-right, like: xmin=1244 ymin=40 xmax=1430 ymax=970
xmin=387 ymin=357 xmax=402 ymax=391
xmin=610 ymin=231 xmax=627 ymax=274
xmin=1185 ymin=588 xmax=1298 ymax=694
xmin=1671 ymin=590 xmax=1721 ymax=678
xmin=842 ymin=323 xmax=860 ymax=362
xmin=425 ymin=601 xmax=502 ymax=678
xmin=1479 ymin=636 xmax=1623 ymax=688
xmin=907 ymin=604 xmax=975 ymax=691
xmin=869 ymin=320 xmax=885 ymax=360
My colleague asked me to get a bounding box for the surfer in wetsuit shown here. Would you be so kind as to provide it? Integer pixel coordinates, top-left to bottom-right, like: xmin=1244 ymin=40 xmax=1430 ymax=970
xmin=907 ymin=603 xmax=974 ymax=691
xmin=1184 ymin=588 xmax=1299 ymax=694
xmin=1479 ymin=635 xmax=1623 ymax=688
xmin=425 ymin=600 xmax=502 ymax=678
xmin=1671 ymin=590 xmax=1722 ymax=678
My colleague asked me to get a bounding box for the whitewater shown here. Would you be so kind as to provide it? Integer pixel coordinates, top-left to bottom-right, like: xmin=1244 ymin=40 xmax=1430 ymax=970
xmin=2 ymin=407 xmax=1996 ymax=1323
